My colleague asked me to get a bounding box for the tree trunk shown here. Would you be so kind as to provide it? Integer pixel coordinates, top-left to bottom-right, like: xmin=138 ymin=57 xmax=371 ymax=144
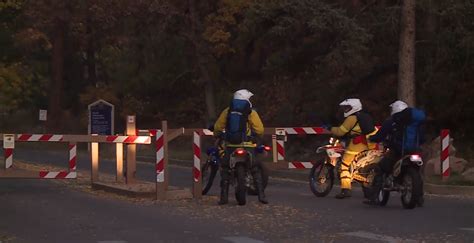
xmin=47 ymin=19 xmax=66 ymax=130
xmin=188 ymin=0 xmax=217 ymax=121
xmin=398 ymin=0 xmax=416 ymax=106
xmin=86 ymin=15 xmax=97 ymax=86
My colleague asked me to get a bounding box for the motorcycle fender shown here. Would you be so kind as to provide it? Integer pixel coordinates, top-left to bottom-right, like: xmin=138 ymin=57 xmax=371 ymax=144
xmin=229 ymin=155 xmax=248 ymax=169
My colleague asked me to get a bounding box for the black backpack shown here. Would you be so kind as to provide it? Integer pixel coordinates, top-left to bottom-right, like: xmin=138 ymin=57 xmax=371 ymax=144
xmin=355 ymin=111 xmax=376 ymax=135
xmin=225 ymin=99 xmax=252 ymax=144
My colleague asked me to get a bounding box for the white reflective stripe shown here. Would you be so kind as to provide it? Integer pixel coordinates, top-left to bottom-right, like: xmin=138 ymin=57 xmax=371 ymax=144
xmin=156 ymin=147 xmax=164 ymax=162
xmin=442 ymin=158 xmax=450 ymax=172
xmin=301 ymin=162 xmax=313 ymax=168
xmin=66 ymin=172 xmax=77 ymax=178
xmin=115 ymin=137 xmax=127 ymax=143
xmin=230 ymin=111 xmax=243 ymax=115
xmin=69 ymin=147 xmax=76 ymax=160
xmin=193 ymin=132 xmax=200 ymax=145
xmin=5 ymin=156 xmax=12 ymax=168
xmin=30 ymin=135 xmax=42 ymax=141
xmin=50 ymin=135 xmax=63 ymax=141
xmin=135 ymin=136 xmax=150 ymax=144
xmin=442 ymin=136 xmax=450 ymax=150
xmin=285 ymin=128 xmax=297 ymax=134
xmin=43 ymin=172 xmax=60 ymax=178
xmin=303 ymin=127 xmax=315 ymax=134
xmin=157 ymin=172 xmax=164 ymax=182
xmin=288 ymin=163 xmax=296 ymax=169
xmin=202 ymin=129 xmax=214 ymax=136
xmin=277 ymin=154 xmax=284 ymax=160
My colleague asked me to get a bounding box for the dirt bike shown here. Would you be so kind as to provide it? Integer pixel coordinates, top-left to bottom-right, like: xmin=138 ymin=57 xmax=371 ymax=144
xmin=201 ymin=143 xmax=270 ymax=197
xmin=309 ymin=137 xmax=383 ymax=198
xmin=374 ymin=151 xmax=424 ymax=209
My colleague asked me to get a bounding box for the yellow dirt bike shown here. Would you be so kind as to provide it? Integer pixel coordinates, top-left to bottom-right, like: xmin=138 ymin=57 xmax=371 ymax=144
xmin=309 ymin=137 xmax=383 ymax=197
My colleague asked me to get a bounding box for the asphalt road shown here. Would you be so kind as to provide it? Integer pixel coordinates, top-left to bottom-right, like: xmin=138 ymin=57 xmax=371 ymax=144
xmin=0 ymin=148 xmax=473 ymax=242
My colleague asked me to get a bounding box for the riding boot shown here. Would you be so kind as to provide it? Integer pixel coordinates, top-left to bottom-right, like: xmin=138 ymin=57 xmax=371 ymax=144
xmin=252 ymin=169 xmax=268 ymax=204
xmin=335 ymin=189 xmax=352 ymax=199
xmin=218 ymin=180 xmax=229 ymax=205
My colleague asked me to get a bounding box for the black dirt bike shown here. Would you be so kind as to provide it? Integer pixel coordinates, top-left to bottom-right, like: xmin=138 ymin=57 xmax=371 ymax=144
xmin=374 ymin=152 xmax=424 ymax=209
xmin=201 ymin=144 xmax=270 ymax=197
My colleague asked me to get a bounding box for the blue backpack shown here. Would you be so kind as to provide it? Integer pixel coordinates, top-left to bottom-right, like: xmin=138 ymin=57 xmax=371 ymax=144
xmin=225 ymin=99 xmax=251 ymax=144
xmin=403 ymin=108 xmax=426 ymax=152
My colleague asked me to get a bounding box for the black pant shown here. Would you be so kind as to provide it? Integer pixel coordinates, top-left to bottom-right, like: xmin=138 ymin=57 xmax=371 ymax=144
xmin=220 ymin=148 xmax=261 ymax=183
xmin=369 ymin=151 xmax=400 ymax=200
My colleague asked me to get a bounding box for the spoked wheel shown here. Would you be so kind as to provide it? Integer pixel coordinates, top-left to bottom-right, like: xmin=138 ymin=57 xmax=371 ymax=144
xmin=309 ymin=159 xmax=334 ymax=197
xmin=377 ymin=189 xmax=390 ymax=206
xmin=235 ymin=164 xmax=247 ymax=205
xmin=400 ymin=167 xmax=422 ymax=209
xmin=201 ymin=161 xmax=218 ymax=195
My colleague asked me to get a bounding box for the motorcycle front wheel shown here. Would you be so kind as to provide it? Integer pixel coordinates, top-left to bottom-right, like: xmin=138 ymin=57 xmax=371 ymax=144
xmin=400 ymin=167 xmax=423 ymax=209
xmin=235 ymin=164 xmax=247 ymax=205
xmin=201 ymin=161 xmax=218 ymax=195
xmin=309 ymin=159 xmax=334 ymax=197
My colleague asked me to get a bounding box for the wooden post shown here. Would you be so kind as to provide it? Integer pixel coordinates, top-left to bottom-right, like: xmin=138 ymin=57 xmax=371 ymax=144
xmin=162 ymin=120 xmax=169 ymax=190
xmin=272 ymin=134 xmax=277 ymax=163
xmin=116 ymin=142 xmax=124 ymax=182
xmin=91 ymin=135 xmax=99 ymax=183
xmin=126 ymin=115 xmax=136 ymax=184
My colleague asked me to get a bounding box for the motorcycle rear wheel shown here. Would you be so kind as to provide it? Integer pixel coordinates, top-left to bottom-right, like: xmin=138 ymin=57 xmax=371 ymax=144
xmin=400 ymin=167 xmax=423 ymax=209
xmin=247 ymin=164 xmax=268 ymax=196
xmin=309 ymin=159 xmax=334 ymax=197
xmin=235 ymin=164 xmax=247 ymax=205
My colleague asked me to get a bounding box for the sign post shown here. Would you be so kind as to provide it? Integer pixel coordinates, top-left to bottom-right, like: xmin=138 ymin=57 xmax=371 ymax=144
xmin=39 ymin=109 xmax=47 ymax=133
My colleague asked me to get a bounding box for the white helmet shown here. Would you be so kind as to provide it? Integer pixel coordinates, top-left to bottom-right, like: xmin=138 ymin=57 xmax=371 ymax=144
xmin=390 ymin=100 xmax=408 ymax=115
xmin=339 ymin=98 xmax=362 ymax=117
xmin=233 ymin=89 xmax=254 ymax=106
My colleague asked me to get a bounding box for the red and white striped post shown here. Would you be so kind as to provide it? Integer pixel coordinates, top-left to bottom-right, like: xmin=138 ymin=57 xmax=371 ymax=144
xmin=69 ymin=142 xmax=77 ymax=176
xmin=192 ymin=131 xmax=202 ymax=199
xmin=155 ymin=130 xmax=166 ymax=200
xmin=4 ymin=148 xmax=13 ymax=169
xmin=441 ymin=129 xmax=450 ymax=181
xmin=277 ymin=139 xmax=285 ymax=161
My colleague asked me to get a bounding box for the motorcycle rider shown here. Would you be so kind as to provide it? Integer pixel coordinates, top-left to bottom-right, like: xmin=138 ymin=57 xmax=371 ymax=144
xmin=213 ymin=89 xmax=268 ymax=205
xmin=365 ymin=100 xmax=425 ymax=205
xmin=328 ymin=98 xmax=377 ymax=199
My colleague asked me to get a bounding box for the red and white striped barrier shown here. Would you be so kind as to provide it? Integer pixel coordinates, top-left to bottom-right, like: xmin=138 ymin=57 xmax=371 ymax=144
xmin=69 ymin=143 xmax=77 ymax=172
xmin=156 ymin=130 xmax=165 ymax=182
xmin=38 ymin=142 xmax=78 ymax=179
xmin=137 ymin=129 xmax=158 ymax=137
xmin=39 ymin=171 xmax=77 ymax=179
xmin=193 ymin=131 xmax=201 ymax=183
xmin=288 ymin=162 xmax=313 ymax=169
xmin=105 ymin=135 xmax=151 ymax=144
xmin=281 ymin=127 xmax=327 ymax=135
xmin=4 ymin=148 xmax=13 ymax=169
xmin=441 ymin=129 xmax=450 ymax=179
xmin=17 ymin=134 xmax=63 ymax=142
xmin=274 ymin=127 xmax=329 ymax=169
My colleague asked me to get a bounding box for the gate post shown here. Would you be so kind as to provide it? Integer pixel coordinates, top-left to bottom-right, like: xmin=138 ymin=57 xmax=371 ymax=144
xmin=91 ymin=135 xmax=99 ymax=182
xmin=126 ymin=115 xmax=136 ymax=184
xmin=156 ymin=129 xmax=166 ymax=200
xmin=192 ymin=131 xmax=202 ymax=199
xmin=441 ymin=129 xmax=450 ymax=181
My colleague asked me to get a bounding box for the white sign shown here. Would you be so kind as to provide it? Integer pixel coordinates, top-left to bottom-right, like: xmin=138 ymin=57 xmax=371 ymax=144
xmin=3 ymin=134 xmax=15 ymax=149
xmin=39 ymin=110 xmax=47 ymax=121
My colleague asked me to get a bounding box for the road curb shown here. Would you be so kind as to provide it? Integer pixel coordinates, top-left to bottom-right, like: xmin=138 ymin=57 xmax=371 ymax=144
xmin=159 ymin=157 xmax=474 ymax=196
xmin=424 ymin=183 xmax=474 ymax=196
